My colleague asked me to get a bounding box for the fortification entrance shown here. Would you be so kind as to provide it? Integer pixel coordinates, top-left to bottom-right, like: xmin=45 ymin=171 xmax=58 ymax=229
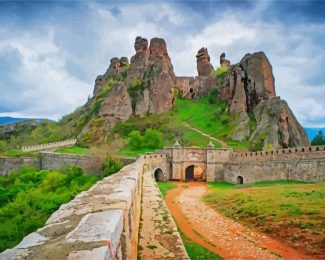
xmin=142 ymin=141 xmax=325 ymax=184
xmin=185 ymin=164 xmax=204 ymax=181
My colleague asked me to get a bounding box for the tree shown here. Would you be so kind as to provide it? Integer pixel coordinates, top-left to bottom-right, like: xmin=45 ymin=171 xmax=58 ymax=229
xmin=0 ymin=140 xmax=6 ymax=152
xmin=143 ymin=128 xmax=163 ymax=149
xmin=128 ymin=130 xmax=143 ymax=150
xmin=311 ymin=130 xmax=325 ymax=146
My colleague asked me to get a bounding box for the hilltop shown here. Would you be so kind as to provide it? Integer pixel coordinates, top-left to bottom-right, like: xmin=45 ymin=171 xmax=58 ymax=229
xmin=0 ymin=36 xmax=309 ymax=153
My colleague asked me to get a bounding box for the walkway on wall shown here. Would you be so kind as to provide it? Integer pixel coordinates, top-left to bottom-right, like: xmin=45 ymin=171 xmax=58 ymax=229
xmin=138 ymin=170 xmax=189 ymax=259
xmin=182 ymin=122 xmax=228 ymax=148
xmin=166 ymin=182 xmax=310 ymax=260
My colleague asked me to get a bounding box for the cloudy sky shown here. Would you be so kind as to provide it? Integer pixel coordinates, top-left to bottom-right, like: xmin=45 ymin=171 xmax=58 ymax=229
xmin=0 ymin=0 xmax=324 ymax=127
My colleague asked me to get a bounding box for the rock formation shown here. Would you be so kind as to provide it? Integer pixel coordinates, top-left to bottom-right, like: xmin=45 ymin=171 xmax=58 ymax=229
xmin=220 ymin=52 xmax=230 ymax=68
xmin=250 ymin=99 xmax=309 ymax=149
xmin=196 ymin=47 xmax=214 ymax=76
xmin=76 ymin=37 xmax=308 ymax=149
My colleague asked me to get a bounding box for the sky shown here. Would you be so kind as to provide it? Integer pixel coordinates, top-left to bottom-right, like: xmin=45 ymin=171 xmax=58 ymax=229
xmin=0 ymin=0 xmax=324 ymax=127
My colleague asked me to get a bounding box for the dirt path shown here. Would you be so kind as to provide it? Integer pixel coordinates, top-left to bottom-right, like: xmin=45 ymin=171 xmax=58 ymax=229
xmin=166 ymin=182 xmax=313 ymax=260
xmin=182 ymin=122 xmax=228 ymax=148
xmin=138 ymin=171 xmax=189 ymax=260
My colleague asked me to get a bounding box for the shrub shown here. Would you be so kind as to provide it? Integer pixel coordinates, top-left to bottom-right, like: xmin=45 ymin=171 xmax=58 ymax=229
xmin=0 ymin=166 xmax=98 ymax=252
xmin=143 ymin=128 xmax=163 ymax=149
xmin=102 ymin=156 xmax=123 ymax=177
xmin=128 ymin=130 xmax=143 ymax=150
xmin=0 ymin=140 xmax=6 ymax=152
xmin=208 ymin=88 xmax=220 ymax=104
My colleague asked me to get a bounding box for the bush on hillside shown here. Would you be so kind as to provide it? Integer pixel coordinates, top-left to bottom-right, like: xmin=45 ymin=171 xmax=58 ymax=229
xmin=0 ymin=140 xmax=5 ymax=152
xmin=102 ymin=156 xmax=123 ymax=177
xmin=0 ymin=166 xmax=99 ymax=252
xmin=128 ymin=130 xmax=143 ymax=150
xmin=128 ymin=128 xmax=163 ymax=150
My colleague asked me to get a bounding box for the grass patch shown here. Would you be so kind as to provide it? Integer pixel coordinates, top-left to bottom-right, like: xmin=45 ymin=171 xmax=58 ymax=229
xmin=1 ymin=150 xmax=39 ymax=157
xmin=179 ymin=229 xmax=223 ymax=260
xmin=204 ymin=181 xmax=325 ymax=253
xmin=156 ymin=181 xmax=177 ymax=199
xmin=54 ymin=146 xmax=89 ymax=154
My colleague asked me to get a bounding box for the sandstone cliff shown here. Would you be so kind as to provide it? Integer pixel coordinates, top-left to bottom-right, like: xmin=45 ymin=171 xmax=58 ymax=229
xmin=78 ymin=36 xmax=176 ymax=145
xmin=75 ymin=36 xmax=308 ymax=149
xmin=217 ymin=51 xmax=308 ymax=149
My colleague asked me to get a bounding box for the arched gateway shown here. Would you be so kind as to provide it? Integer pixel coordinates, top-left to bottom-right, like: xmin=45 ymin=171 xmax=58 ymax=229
xmin=143 ymin=140 xmax=233 ymax=182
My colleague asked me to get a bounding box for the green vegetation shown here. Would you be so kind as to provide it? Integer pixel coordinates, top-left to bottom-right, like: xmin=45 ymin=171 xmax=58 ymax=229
xmin=102 ymin=156 xmax=123 ymax=177
xmin=156 ymin=181 xmax=177 ymax=198
xmin=179 ymin=229 xmax=223 ymax=260
xmin=1 ymin=150 xmax=39 ymax=157
xmin=156 ymin=182 xmax=223 ymax=259
xmin=215 ymin=67 xmax=228 ymax=86
xmin=204 ymin=181 xmax=325 ymax=251
xmin=311 ymin=130 xmax=325 ymax=146
xmin=2 ymin=120 xmax=75 ymax=151
xmin=0 ymin=166 xmax=99 ymax=252
xmin=128 ymin=128 xmax=163 ymax=151
xmin=0 ymin=140 xmax=5 ymax=152
xmin=55 ymin=146 xmax=89 ymax=154
xmin=113 ymin=96 xmax=251 ymax=153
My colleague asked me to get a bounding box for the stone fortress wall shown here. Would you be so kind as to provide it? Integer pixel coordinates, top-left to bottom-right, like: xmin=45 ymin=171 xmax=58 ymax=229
xmin=142 ymin=144 xmax=325 ymax=184
xmin=21 ymin=139 xmax=77 ymax=152
xmin=0 ymin=152 xmax=105 ymax=176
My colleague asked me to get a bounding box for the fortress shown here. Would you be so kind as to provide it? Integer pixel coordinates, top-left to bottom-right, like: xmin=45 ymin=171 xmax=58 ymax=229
xmin=143 ymin=142 xmax=325 ymax=184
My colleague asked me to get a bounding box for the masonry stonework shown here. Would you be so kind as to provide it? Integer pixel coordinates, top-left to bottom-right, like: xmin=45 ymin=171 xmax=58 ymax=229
xmin=142 ymin=144 xmax=325 ymax=184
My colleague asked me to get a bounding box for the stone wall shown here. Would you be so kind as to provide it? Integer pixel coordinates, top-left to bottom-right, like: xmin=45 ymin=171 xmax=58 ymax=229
xmin=0 ymin=156 xmax=40 ymax=176
xmin=0 ymin=160 xmax=144 ymax=260
xmin=21 ymin=139 xmax=77 ymax=152
xmin=40 ymin=152 xmax=105 ymax=174
xmin=141 ymin=145 xmax=325 ymax=184
xmin=175 ymin=76 xmax=215 ymax=99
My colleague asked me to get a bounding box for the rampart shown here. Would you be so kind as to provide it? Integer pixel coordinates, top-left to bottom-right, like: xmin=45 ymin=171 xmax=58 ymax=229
xmin=141 ymin=145 xmax=325 ymax=184
xmin=0 ymin=156 xmax=40 ymax=176
xmin=0 ymin=160 xmax=144 ymax=259
xmin=21 ymin=139 xmax=77 ymax=152
xmin=0 ymin=152 xmax=105 ymax=176
xmin=40 ymin=151 xmax=105 ymax=174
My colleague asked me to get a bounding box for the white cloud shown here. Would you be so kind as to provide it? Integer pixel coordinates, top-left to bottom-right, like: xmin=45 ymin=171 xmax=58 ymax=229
xmin=0 ymin=1 xmax=324 ymax=127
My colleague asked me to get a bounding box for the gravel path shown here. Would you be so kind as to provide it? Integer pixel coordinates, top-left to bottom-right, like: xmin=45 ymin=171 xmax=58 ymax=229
xmin=166 ymin=182 xmax=311 ymax=260
xmin=182 ymin=122 xmax=228 ymax=148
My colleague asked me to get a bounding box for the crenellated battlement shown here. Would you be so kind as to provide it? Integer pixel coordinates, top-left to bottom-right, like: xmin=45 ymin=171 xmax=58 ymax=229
xmin=232 ymin=145 xmax=325 ymax=161
xmin=21 ymin=139 xmax=77 ymax=152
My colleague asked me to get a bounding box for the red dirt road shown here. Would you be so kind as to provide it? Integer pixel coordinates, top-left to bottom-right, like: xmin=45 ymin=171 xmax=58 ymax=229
xmin=165 ymin=182 xmax=315 ymax=260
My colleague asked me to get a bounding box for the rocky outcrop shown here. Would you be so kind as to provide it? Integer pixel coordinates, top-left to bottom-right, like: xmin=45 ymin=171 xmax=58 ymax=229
xmin=196 ymin=47 xmax=214 ymax=76
xmin=99 ymin=82 xmax=132 ymax=122
xmin=220 ymin=52 xmax=230 ymax=68
xmin=250 ymin=99 xmax=309 ymax=150
xmin=129 ymin=37 xmax=176 ymax=116
xmin=220 ymin=52 xmax=276 ymax=111
xmin=94 ymin=57 xmax=130 ymax=95
xmin=239 ymin=52 xmax=276 ymax=110
xmin=126 ymin=36 xmax=150 ymax=85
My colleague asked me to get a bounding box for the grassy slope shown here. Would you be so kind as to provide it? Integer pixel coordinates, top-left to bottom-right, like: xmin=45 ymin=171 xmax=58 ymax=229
xmin=156 ymin=182 xmax=222 ymax=260
xmin=54 ymin=146 xmax=89 ymax=155
xmin=114 ymin=97 xmax=248 ymax=157
xmin=204 ymin=181 xmax=325 ymax=255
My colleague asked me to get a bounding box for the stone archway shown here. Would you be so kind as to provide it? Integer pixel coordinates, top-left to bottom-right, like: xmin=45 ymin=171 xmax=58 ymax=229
xmin=237 ymin=176 xmax=244 ymax=184
xmin=154 ymin=168 xmax=164 ymax=182
xmin=185 ymin=164 xmax=204 ymax=181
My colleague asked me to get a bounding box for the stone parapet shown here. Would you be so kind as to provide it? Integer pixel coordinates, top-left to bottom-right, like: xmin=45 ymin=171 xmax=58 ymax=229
xmin=0 ymin=159 xmax=144 ymax=260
